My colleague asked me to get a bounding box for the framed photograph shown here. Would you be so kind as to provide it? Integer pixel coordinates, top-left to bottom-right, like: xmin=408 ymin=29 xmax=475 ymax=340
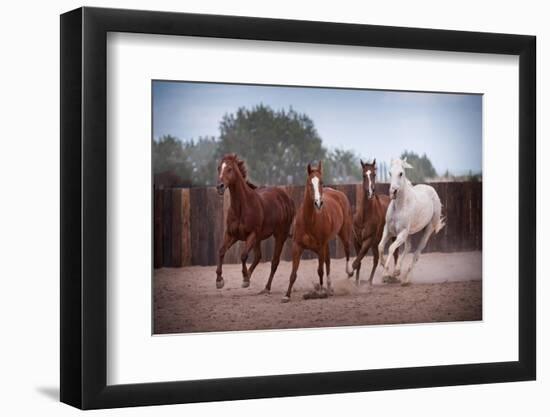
xmin=60 ymin=6 xmax=536 ymax=409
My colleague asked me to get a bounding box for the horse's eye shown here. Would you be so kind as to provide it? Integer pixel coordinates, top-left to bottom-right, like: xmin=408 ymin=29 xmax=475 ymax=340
xmin=399 ymin=172 xmax=403 ymax=177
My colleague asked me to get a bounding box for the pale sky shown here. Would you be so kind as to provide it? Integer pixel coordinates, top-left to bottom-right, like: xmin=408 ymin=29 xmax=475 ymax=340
xmin=153 ymin=81 xmax=482 ymax=175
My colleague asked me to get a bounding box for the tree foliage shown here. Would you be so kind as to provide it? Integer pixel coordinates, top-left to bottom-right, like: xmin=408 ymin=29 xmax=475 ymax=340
xmin=216 ymin=105 xmax=329 ymax=185
xmin=400 ymin=150 xmax=438 ymax=183
xmin=153 ymin=104 xmax=367 ymax=187
xmin=153 ymin=135 xmax=218 ymax=187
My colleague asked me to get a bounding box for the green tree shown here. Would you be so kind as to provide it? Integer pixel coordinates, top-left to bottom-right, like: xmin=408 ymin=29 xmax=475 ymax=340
xmin=152 ymin=135 xmax=190 ymax=184
xmin=400 ymin=150 xmax=438 ymax=183
xmin=153 ymin=135 xmax=219 ymax=187
xmin=326 ymin=148 xmax=362 ymax=183
xmin=183 ymin=136 xmax=219 ymax=186
xmin=216 ymin=105 xmax=327 ymax=185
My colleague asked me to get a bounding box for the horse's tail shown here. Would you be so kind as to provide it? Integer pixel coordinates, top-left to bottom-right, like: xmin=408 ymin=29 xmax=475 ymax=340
xmin=431 ymin=189 xmax=446 ymax=234
xmin=282 ymin=191 xmax=296 ymax=238
xmin=288 ymin=218 xmax=295 ymax=239
xmin=435 ymin=215 xmax=446 ymax=234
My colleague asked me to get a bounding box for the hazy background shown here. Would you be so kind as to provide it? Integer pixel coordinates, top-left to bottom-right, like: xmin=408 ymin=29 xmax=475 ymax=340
xmin=152 ymin=81 xmax=482 ymax=187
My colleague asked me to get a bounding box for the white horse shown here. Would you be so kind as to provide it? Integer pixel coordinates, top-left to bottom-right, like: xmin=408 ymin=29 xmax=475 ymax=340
xmin=378 ymin=158 xmax=446 ymax=285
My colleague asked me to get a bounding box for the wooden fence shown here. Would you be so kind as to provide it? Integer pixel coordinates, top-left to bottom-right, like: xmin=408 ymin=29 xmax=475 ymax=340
xmin=154 ymin=182 xmax=482 ymax=268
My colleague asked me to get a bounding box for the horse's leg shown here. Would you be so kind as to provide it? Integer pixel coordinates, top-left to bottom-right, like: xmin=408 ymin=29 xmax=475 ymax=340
xmin=339 ymin=225 xmax=353 ymax=277
xmin=352 ymin=237 xmax=372 ymax=285
xmin=282 ymin=242 xmax=304 ymax=302
xmin=393 ymin=237 xmax=411 ymax=278
xmin=368 ymin=244 xmax=379 ymax=285
xmin=259 ymin=235 xmax=285 ymax=295
xmin=316 ymin=248 xmax=325 ymax=291
xmin=352 ymin=236 xmax=362 ymax=281
xmin=383 ymin=229 xmax=408 ymax=282
xmin=243 ymin=243 xmax=262 ymax=288
xmin=240 ymin=233 xmax=257 ymax=288
xmin=402 ymin=224 xmax=434 ymax=286
xmin=377 ymin=226 xmax=390 ymax=267
xmin=216 ymin=233 xmax=237 ymax=289
xmin=323 ymin=244 xmax=333 ymax=295
xmin=393 ymin=237 xmax=399 ymax=266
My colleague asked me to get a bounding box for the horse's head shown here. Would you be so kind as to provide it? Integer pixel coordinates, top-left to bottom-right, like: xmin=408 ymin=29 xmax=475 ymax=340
xmin=360 ymin=158 xmax=377 ymax=200
xmin=217 ymin=154 xmax=247 ymax=195
xmin=389 ymin=157 xmax=413 ymax=199
xmin=306 ymin=161 xmax=324 ymax=211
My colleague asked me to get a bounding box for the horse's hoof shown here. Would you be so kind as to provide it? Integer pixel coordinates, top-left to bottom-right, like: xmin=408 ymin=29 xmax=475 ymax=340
xmin=327 ymin=287 xmax=334 ymax=296
xmin=216 ymin=279 xmax=225 ymax=289
xmin=393 ymin=269 xmax=401 ymax=277
xmin=281 ymin=296 xmax=290 ymax=303
xmin=241 ymin=280 xmax=250 ymax=288
xmin=383 ymin=275 xmax=400 ymax=284
xmin=401 ymin=281 xmax=411 ymax=287
xmin=258 ymin=288 xmax=270 ymax=295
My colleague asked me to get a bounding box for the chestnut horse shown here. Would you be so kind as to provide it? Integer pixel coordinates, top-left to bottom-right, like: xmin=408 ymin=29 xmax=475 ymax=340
xmin=349 ymin=159 xmax=397 ymax=284
xmin=216 ymin=154 xmax=295 ymax=292
xmin=282 ymin=161 xmax=353 ymax=302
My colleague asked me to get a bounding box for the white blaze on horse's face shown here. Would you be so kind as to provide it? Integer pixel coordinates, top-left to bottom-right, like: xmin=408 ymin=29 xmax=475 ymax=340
xmin=366 ymin=170 xmax=373 ymax=199
xmin=219 ymin=162 xmax=226 ymax=181
xmin=311 ymin=176 xmax=323 ymax=210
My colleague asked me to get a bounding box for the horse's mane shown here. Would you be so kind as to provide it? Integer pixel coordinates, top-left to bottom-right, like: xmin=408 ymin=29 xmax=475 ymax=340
xmin=222 ymin=154 xmax=257 ymax=189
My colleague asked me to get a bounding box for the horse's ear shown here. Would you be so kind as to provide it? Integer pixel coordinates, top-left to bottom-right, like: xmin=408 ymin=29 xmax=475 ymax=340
xmin=402 ymin=160 xmax=413 ymax=169
xmin=360 ymin=159 xmax=365 ymax=167
xmin=372 ymin=158 xmax=376 ymax=166
xmin=307 ymin=163 xmax=312 ymax=175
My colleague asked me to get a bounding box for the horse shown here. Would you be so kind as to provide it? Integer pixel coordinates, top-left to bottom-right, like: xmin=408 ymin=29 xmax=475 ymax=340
xmin=348 ymin=159 xmax=398 ymax=285
xmin=282 ymin=161 xmax=353 ymax=302
xmin=377 ymin=158 xmax=446 ymax=285
xmin=215 ymin=154 xmax=295 ymax=293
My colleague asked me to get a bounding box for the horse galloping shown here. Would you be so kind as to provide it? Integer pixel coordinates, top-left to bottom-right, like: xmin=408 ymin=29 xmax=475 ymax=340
xmin=216 ymin=154 xmax=295 ymax=293
xmin=282 ymin=161 xmax=353 ymax=302
xmin=377 ymin=158 xmax=446 ymax=285
xmin=349 ymin=159 xmax=398 ymax=285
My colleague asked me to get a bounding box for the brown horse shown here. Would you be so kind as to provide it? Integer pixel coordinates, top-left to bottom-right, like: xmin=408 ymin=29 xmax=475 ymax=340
xmin=349 ymin=159 xmax=397 ymax=284
xmin=282 ymin=161 xmax=353 ymax=302
xmin=216 ymin=154 xmax=295 ymax=293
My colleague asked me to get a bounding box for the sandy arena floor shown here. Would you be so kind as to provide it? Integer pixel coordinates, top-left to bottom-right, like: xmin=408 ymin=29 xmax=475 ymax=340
xmin=154 ymin=251 xmax=482 ymax=334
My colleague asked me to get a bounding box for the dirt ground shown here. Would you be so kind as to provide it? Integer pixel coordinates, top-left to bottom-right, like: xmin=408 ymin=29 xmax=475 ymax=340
xmin=154 ymin=251 xmax=482 ymax=334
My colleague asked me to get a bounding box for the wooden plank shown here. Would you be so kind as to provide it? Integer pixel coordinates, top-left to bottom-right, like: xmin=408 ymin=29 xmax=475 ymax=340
xmin=153 ymin=189 xmax=163 ymax=269
xmin=206 ymin=187 xmax=224 ymax=266
xmin=281 ymin=185 xmax=295 ymax=262
xmin=223 ymin=189 xmax=241 ymax=264
xmin=472 ymin=182 xmax=482 ymax=251
xmin=162 ymin=189 xmax=172 ymax=267
xmin=189 ymin=188 xmax=202 ymax=265
xmin=171 ymin=189 xmax=183 ymax=267
xmin=439 ymin=182 xmax=449 ymax=253
xmin=428 ymin=183 xmax=443 ymax=253
xmin=198 ymin=188 xmax=209 ymax=265
xmin=450 ymin=182 xmax=461 ymax=252
xmin=181 ymin=189 xmax=191 ymax=266
xmin=464 ymin=182 xmax=474 ymax=251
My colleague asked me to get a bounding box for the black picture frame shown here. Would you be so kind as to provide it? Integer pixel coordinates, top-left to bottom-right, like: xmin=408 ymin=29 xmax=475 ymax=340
xmin=60 ymin=6 xmax=536 ymax=410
